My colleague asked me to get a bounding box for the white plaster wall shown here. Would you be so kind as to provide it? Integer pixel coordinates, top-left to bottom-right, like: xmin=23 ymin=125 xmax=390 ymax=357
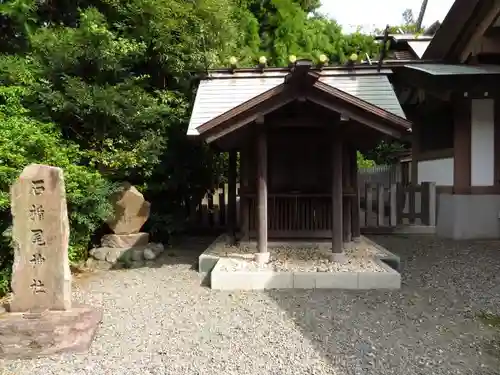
xmin=471 ymin=99 xmax=495 ymax=186
xmin=417 ymin=158 xmax=454 ymax=186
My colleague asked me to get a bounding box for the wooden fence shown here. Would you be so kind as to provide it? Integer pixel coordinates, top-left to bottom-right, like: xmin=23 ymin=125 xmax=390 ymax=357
xmin=190 ymin=181 xmax=437 ymax=232
xmin=360 ymin=182 xmax=436 ymax=228
xmin=358 ymin=164 xmax=400 ymax=187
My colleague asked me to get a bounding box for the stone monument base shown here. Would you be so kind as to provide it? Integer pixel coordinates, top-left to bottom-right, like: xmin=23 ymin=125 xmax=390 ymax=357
xmin=0 ymin=305 xmax=102 ymax=359
xmin=101 ymin=232 xmax=149 ymax=248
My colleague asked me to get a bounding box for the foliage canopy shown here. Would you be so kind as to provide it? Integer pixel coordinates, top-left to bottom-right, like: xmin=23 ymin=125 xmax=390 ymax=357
xmin=0 ymin=0 xmax=405 ymax=296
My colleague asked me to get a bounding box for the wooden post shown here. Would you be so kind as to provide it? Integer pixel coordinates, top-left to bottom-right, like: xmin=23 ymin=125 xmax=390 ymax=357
xmin=342 ymin=145 xmax=352 ymax=242
xmin=408 ymin=184 xmax=416 ymax=224
xmin=365 ymin=183 xmax=373 ymax=227
xmin=331 ymin=134 xmax=343 ymax=256
xmin=218 ymin=183 xmax=225 ymax=226
xmin=377 ymin=184 xmax=385 ymax=227
xmin=453 ymin=98 xmax=472 ymax=194
xmin=256 ymin=126 xmax=269 ymax=262
xmin=350 ymin=147 xmax=360 ymax=240
xmin=421 ymin=181 xmax=436 ymax=226
xmin=228 ymin=150 xmax=237 ymax=244
xmin=411 ymin=122 xmax=421 ymax=184
xmin=240 ymin=147 xmax=250 ymax=240
xmin=389 ymin=183 xmax=397 ymax=227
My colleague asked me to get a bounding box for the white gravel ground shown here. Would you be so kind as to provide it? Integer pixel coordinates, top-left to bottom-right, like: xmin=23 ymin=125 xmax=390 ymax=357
xmin=1 ymin=235 xmax=500 ymax=375
xmin=215 ymin=244 xmax=386 ymax=272
xmin=208 ymin=237 xmax=388 ymax=272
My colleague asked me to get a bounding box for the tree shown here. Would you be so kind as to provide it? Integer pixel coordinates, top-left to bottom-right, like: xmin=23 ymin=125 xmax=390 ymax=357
xmin=234 ymin=0 xmax=380 ymax=66
xmin=415 ymin=0 xmax=429 ymax=31
xmin=381 ymin=1 xmax=429 ymax=35
xmin=0 ymin=0 xmax=387 ymax=297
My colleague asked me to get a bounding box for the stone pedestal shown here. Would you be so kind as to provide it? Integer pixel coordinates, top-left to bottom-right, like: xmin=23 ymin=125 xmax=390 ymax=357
xmin=0 ymin=305 xmax=102 ymax=359
xmin=101 ymin=233 xmax=149 ymax=248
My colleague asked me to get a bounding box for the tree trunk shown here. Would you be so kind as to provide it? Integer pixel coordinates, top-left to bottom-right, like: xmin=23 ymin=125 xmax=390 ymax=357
xmin=416 ymin=0 xmax=428 ymax=31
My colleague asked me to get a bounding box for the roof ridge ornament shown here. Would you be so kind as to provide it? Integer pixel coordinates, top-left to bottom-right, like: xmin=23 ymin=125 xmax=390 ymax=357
xmin=284 ymin=59 xmax=319 ymax=86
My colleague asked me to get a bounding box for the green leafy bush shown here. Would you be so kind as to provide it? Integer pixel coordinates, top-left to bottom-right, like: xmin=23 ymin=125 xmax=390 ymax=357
xmin=0 ymin=83 xmax=115 ymax=295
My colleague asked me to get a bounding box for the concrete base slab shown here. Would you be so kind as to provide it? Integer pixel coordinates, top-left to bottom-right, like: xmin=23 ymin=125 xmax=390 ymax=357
xmin=211 ymin=263 xmax=293 ymax=290
xmin=357 ymin=260 xmax=401 ymax=289
xmin=211 ymin=258 xmax=401 ymax=291
xmin=314 ymin=272 xmax=358 ymax=289
xmin=0 ymin=305 xmax=102 ymax=359
xmin=203 ymin=235 xmax=402 ymax=290
xmin=198 ymin=234 xmax=229 ymax=274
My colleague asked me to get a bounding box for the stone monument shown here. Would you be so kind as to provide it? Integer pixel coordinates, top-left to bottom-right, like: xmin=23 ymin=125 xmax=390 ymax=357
xmin=102 ymin=182 xmax=151 ymax=248
xmin=86 ymin=182 xmax=163 ymax=269
xmin=0 ymin=164 xmax=102 ymax=359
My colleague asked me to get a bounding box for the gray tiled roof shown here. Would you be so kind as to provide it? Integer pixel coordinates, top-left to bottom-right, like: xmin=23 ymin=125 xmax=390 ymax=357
xmin=404 ymin=64 xmax=500 ymax=75
xmin=187 ymin=69 xmax=406 ymax=135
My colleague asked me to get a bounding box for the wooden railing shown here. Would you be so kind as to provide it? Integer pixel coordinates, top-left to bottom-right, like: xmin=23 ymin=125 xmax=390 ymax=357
xmin=189 ymin=182 xmax=437 ymax=234
xmin=247 ymin=194 xmax=332 ymax=232
xmin=360 ymin=182 xmax=436 ymax=227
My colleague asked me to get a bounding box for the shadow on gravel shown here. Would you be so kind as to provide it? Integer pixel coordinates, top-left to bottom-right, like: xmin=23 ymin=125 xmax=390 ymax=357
xmin=265 ymin=235 xmax=500 ymax=375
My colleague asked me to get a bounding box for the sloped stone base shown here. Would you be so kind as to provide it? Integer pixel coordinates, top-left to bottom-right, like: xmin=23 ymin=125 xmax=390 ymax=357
xmin=0 ymin=305 xmax=102 ymax=359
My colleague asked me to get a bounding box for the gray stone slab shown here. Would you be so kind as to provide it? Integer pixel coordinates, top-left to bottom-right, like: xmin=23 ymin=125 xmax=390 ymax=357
xmin=293 ymin=272 xmax=316 ymax=289
xmin=198 ymin=254 xmax=220 ymax=274
xmin=211 ymin=259 xmax=294 ymax=290
xmin=315 ymin=272 xmax=358 ymax=289
xmin=358 ymin=260 xmax=401 ymax=289
xmin=198 ymin=234 xmax=228 ymax=274
xmin=0 ymin=306 xmax=102 ymax=359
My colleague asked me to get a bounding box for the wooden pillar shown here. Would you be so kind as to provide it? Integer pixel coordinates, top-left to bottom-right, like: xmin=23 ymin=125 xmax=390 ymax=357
xmin=495 ymin=99 xmax=500 ymax=188
xmin=411 ymin=122 xmax=421 ymax=185
xmin=239 ymin=147 xmax=250 ymax=240
xmin=256 ymin=126 xmax=269 ymax=262
xmin=342 ymin=144 xmax=352 ymax=243
xmin=350 ymin=147 xmax=361 ymax=240
xmin=331 ymin=133 xmax=343 ymax=256
xmin=228 ymin=150 xmax=237 ymax=244
xmin=453 ymin=98 xmax=471 ymax=194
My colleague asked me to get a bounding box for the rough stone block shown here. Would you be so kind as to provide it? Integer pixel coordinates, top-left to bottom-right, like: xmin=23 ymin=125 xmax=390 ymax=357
xmin=148 ymin=243 xmax=164 ymax=256
xmin=107 ymin=182 xmax=150 ymax=234
xmin=0 ymin=306 xmax=102 ymax=359
xmin=104 ymin=248 xmax=131 ymax=263
xmin=101 ymin=233 xmax=149 ymax=248
xmin=315 ymin=272 xmax=358 ymax=289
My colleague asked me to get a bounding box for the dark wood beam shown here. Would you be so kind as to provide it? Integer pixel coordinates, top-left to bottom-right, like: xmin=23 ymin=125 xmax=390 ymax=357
xmin=227 ymin=150 xmax=237 ymax=244
xmin=342 ymin=143 xmax=352 ymax=242
xmin=331 ymin=131 xmax=344 ymax=256
xmin=453 ymin=98 xmax=471 ymax=194
xmin=349 ymin=146 xmax=361 ymax=239
xmin=495 ymin=99 xmax=500 ymax=187
xmin=239 ymin=145 xmax=250 ymax=240
xmin=396 ymin=68 xmax=500 ymax=99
